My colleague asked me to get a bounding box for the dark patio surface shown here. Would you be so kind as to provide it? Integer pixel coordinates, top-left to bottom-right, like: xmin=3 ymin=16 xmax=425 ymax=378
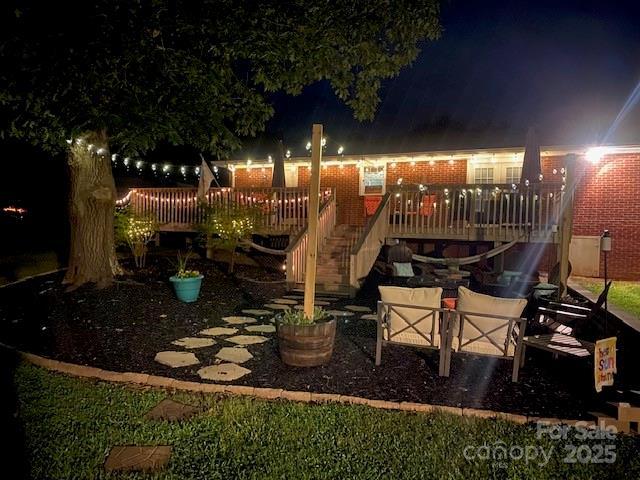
xmin=0 ymin=255 xmax=602 ymax=419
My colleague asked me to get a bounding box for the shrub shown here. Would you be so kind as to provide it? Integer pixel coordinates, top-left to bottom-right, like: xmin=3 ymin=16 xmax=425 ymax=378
xmin=114 ymin=208 xmax=157 ymax=268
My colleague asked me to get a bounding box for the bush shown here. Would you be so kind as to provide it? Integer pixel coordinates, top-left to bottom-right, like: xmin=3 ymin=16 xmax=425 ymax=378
xmin=114 ymin=208 xmax=157 ymax=268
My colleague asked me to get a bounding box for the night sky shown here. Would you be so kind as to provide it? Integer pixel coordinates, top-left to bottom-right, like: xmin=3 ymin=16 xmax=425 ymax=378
xmin=242 ymin=0 xmax=640 ymax=158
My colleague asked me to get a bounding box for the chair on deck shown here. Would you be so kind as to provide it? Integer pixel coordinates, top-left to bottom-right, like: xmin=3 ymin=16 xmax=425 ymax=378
xmin=376 ymin=286 xmax=448 ymax=376
xmin=443 ymin=286 xmax=528 ymax=382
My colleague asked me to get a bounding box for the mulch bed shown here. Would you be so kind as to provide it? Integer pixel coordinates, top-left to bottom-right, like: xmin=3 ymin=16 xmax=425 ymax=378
xmin=0 ymin=254 xmax=602 ymax=418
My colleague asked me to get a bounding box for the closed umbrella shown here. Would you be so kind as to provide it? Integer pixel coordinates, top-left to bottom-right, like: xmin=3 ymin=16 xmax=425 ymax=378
xmin=272 ymin=140 xmax=286 ymax=188
xmin=520 ymin=127 xmax=542 ymax=185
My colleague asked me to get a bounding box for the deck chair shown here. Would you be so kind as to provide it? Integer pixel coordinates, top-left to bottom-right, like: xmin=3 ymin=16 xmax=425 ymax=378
xmin=443 ymin=286 xmax=528 ymax=382
xmin=536 ymin=281 xmax=611 ymax=337
xmin=377 ymin=286 xmax=447 ymax=376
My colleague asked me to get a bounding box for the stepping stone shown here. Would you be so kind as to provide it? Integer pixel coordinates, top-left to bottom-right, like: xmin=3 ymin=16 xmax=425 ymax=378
xmin=360 ymin=314 xmax=378 ymax=321
xmin=216 ymin=347 xmax=253 ymax=364
xmin=325 ymin=310 xmax=354 ymax=317
xmin=264 ymin=303 xmax=291 ymax=310
xmin=242 ymin=309 xmax=274 ymax=316
xmin=104 ymin=446 xmax=172 ymax=473
xmin=222 ymin=316 xmax=257 ymax=325
xmin=144 ymin=398 xmax=199 ymax=422
xmin=317 ymin=297 xmax=338 ymax=302
xmin=198 ymin=363 xmax=251 ymax=381
xmin=282 ymin=295 xmax=303 ymax=300
xmin=199 ymin=327 xmax=238 ymax=336
xmin=171 ymin=337 xmax=216 ymax=349
xmin=293 ymin=305 xmax=329 ymax=310
xmin=245 ymin=324 xmax=276 ymax=333
xmin=345 ymin=305 xmax=372 ymax=312
xmin=226 ymin=335 xmax=269 ymax=345
xmin=154 ymin=351 xmax=200 ymax=368
xmin=313 ymin=300 xmax=331 ymax=306
xmin=271 ymin=298 xmax=298 ymax=305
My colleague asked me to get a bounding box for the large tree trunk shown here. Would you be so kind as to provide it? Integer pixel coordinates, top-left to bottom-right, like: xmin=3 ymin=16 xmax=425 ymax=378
xmin=63 ymin=130 xmax=121 ymax=289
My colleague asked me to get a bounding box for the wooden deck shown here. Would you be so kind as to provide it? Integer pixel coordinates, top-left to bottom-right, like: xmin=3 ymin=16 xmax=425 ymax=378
xmin=122 ymin=183 xmax=566 ymax=294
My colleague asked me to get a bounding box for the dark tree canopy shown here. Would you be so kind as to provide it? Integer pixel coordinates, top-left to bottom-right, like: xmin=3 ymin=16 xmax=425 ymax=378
xmin=0 ymin=0 xmax=441 ymax=157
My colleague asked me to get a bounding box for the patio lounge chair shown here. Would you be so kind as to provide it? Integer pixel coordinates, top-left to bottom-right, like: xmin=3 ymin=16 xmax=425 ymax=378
xmin=376 ymin=286 xmax=447 ymax=375
xmin=443 ymin=286 xmax=528 ymax=382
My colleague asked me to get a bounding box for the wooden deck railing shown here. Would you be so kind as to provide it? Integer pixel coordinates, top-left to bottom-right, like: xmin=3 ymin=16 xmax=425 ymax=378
xmin=387 ymin=183 xmax=564 ymax=242
xmin=129 ymin=187 xmax=333 ymax=232
xmin=285 ymin=192 xmax=337 ymax=286
xmin=349 ymin=192 xmax=392 ymax=289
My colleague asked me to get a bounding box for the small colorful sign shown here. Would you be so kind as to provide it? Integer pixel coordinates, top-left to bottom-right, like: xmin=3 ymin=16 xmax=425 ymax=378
xmin=594 ymin=337 xmax=617 ymax=392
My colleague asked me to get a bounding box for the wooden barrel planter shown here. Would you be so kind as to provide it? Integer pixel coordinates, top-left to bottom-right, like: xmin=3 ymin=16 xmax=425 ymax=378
xmin=276 ymin=318 xmax=337 ymax=367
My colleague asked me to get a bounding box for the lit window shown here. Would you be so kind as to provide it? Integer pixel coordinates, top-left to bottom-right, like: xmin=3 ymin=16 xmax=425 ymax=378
xmin=506 ymin=166 xmax=522 ymax=185
xmin=360 ymin=164 xmax=386 ymax=195
xmin=474 ymin=167 xmax=494 ymax=184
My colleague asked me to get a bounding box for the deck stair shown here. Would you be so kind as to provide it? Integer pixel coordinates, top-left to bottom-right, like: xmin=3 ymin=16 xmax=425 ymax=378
xmin=588 ymin=396 xmax=640 ymax=434
xmin=313 ymin=225 xmax=363 ymax=295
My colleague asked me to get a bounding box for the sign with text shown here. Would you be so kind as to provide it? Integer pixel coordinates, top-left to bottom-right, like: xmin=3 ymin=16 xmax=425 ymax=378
xmin=594 ymin=337 xmax=617 ymax=392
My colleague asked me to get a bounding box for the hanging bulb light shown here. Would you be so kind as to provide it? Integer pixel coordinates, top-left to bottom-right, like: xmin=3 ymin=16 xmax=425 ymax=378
xmin=305 ymin=141 xmax=311 ymax=151
xmin=285 ymin=150 xmax=291 ymax=159
xmin=337 ymin=145 xmax=344 ymax=155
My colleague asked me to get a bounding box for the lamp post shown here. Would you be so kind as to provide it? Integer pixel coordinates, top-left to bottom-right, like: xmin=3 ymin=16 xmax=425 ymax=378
xmin=600 ymin=229 xmax=612 ymax=334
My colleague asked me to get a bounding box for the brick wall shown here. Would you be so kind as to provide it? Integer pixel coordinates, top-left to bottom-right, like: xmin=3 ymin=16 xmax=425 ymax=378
xmin=572 ymin=153 xmax=640 ymax=280
xmin=233 ymin=167 xmax=272 ymax=188
xmin=386 ymin=159 xmax=468 ymax=186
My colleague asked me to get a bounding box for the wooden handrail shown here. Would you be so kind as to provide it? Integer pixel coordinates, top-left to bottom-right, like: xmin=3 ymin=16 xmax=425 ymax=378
xmin=349 ymin=193 xmax=391 ymax=288
xmin=350 ymin=192 xmax=391 ymax=255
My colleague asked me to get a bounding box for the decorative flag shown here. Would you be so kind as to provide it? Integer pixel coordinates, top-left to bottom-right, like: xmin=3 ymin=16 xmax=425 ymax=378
xmin=197 ymin=158 xmax=215 ymax=202
xmin=594 ymin=337 xmax=617 ymax=392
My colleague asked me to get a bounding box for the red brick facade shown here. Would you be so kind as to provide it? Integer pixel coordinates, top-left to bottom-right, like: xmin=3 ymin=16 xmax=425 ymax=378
xmin=232 ymin=151 xmax=640 ymax=279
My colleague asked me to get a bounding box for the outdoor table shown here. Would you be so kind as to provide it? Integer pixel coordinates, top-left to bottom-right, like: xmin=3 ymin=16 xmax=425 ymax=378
xmin=520 ymin=333 xmax=594 ymax=367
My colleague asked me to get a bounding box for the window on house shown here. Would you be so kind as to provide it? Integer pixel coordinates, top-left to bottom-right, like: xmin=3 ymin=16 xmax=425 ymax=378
xmin=474 ymin=167 xmax=494 ymax=184
xmin=360 ymin=164 xmax=386 ymax=195
xmin=505 ymin=166 xmax=522 ymax=185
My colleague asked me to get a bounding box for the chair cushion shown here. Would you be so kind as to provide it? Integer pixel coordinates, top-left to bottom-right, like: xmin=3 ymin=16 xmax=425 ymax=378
xmin=379 ymin=286 xmax=443 ymax=346
xmin=393 ymin=262 xmax=414 ymax=277
xmin=453 ymin=286 xmax=527 ymax=356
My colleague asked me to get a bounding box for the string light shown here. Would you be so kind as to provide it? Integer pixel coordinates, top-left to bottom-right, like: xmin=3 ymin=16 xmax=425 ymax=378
xmin=268 ymin=155 xmax=273 ymax=163
xmin=285 ymin=150 xmax=291 ymax=159
xmin=337 ymin=146 xmax=344 ymax=155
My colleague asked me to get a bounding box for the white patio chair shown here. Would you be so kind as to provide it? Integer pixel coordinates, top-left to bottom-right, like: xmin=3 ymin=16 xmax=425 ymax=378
xmin=444 ymin=286 xmax=528 ymax=382
xmin=377 ymin=286 xmax=448 ymax=376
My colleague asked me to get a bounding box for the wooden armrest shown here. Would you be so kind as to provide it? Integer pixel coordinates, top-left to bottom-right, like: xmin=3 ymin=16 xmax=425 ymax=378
xmin=538 ymin=306 xmax=588 ymax=319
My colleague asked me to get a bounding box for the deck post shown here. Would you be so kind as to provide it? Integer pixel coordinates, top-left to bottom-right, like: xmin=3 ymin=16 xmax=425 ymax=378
xmin=557 ymin=154 xmax=577 ymax=297
xmin=303 ymin=124 xmax=323 ymax=318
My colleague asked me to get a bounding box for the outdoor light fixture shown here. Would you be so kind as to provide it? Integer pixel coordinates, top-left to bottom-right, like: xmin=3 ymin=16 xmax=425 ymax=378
xmin=586 ymin=146 xmax=611 ymax=164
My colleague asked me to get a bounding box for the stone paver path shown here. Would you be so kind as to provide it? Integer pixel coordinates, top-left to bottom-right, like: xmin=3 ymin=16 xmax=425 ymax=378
xmin=199 ymin=327 xmax=238 ymax=336
xmin=171 ymin=337 xmax=216 ymax=349
xmin=345 ymin=305 xmax=372 ymax=312
xmin=198 ymin=363 xmax=251 ymax=381
xmin=154 ymin=351 xmax=200 ymax=368
xmin=264 ymin=303 xmax=291 ymax=310
xmin=226 ymin=335 xmax=269 ymax=345
xmin=104 ymin=446 xmax=172 ymax=473
xmin=271 ymin=298 xmax=298 ymax=305
xmin=245 ymin=324 xmax=276 ymax=333
xmin=144 ymin=398 xmax=199 ymax=421
xmin=325 ymin=310 xmax=354 ymax=317
xmin=222 ymin=316 xmax=258 ymax=325
xmin=215 ymin=347 xmax=253 ymax=364
xmin=241 ymin=309 xmax=274 ymax=316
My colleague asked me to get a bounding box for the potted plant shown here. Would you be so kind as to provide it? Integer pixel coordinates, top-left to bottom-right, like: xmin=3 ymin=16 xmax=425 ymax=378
xmin=275 ymin=307 xmax=336 ymax=367
xmin=169 ymin=251 xmax=203 ymax=303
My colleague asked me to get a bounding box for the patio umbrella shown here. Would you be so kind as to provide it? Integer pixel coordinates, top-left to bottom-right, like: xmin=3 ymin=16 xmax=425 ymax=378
xmin=520 ymin=127 xmax=542 ymax=185
xmin=272 ymin=139 xmax=286 ymax=188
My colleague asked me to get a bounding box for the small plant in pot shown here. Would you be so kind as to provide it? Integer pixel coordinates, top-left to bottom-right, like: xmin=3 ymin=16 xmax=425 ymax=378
xmin=276 ymin=307 xmax=336 ymax=367
xmin=169 ymin=251 xmax=203 ymax=303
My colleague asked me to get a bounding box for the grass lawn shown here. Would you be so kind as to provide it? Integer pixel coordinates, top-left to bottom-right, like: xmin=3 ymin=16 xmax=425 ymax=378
xmin=575 ymin=278 xmax=640 ymax=319
xmin=7 ymin=363 xmax=640 ymax=479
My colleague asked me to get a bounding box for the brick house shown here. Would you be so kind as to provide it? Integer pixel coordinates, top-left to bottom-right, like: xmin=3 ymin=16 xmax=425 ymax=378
xmin=224 ymin=145 xmax=640 ymax=281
